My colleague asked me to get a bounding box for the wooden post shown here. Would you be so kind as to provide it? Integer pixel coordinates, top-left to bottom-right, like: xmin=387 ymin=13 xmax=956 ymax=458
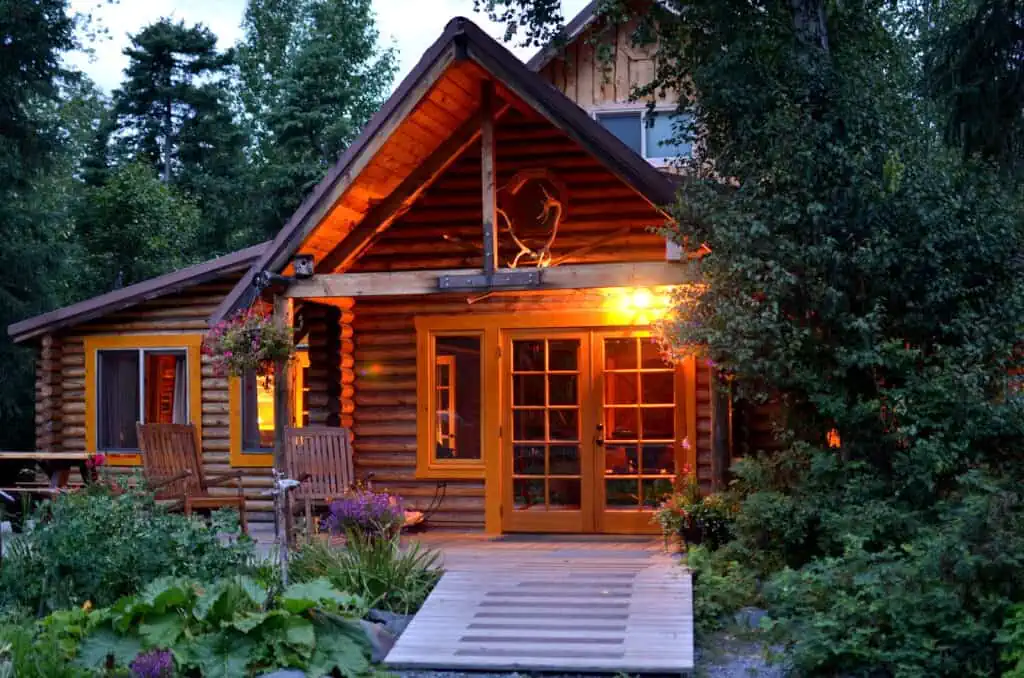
xmin=480 ymin=80 xmax=498 ymax=275
xmin=272 ymin=295 xmax=294 ymax=556
xmin=709 ymin=372 xmax=732 ymax=491
xmin=273 ymin=295 xmax=295 ymax=473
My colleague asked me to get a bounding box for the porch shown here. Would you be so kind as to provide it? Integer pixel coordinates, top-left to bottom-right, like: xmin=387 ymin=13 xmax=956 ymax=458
xmin=387 ymin=533 xmax=695 ymax=674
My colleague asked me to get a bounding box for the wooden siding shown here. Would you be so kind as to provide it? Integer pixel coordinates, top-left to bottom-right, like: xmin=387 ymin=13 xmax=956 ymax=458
xmin=349 ymin=107 xmax=668 ymax=274
xmin=42 ymin=278 xmax=275 ymax=521
xmin=351 ymin=292 xmax=714 ymax=530
xmin=538 ymin=20 xmax=676 ymax=110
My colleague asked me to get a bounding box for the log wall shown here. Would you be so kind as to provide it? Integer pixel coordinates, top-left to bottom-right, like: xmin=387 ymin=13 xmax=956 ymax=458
xmin=351 ymin=291 xmax=715 ymax=530
xmin=41 ymin=278 xmax=278 ymax=521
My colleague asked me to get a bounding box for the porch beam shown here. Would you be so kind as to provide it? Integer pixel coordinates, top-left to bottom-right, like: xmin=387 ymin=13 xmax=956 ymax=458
xmin=315 ymin=99 xmax=510 ymax=275
xmin=285 ymin=262 xmax=693 ymax=298
xmin=272 ymin=295 xmax=294 ymax=473
xmin=480 ymin=79 xmax=498 ymax=275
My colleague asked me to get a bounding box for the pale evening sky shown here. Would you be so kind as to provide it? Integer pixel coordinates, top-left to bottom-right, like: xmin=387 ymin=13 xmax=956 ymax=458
xmin=66 ymin=0 xmax=590 ymax=93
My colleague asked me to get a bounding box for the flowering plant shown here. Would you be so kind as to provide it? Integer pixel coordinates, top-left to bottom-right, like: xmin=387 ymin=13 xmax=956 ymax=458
xmin=130 ymin=648 xmax=175 ymax=678
xmin=326 ymin=488 xmax=405 ymax=538
xmin=202 ymin=307 xmax=294 ymax=377
xmin=652 ymin=465 xmax=738 ymax=550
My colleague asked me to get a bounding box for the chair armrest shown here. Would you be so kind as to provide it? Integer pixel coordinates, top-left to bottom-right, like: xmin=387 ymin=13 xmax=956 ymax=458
xmin=295 ymin=473 xmax=312 ymax=484
xmin=149 ymin=470 xmax=192 ymax=491
xmin=205 ymin=471 xmax=244 ymax=488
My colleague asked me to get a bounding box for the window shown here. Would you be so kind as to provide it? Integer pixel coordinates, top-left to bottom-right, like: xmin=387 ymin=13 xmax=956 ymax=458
xmin=96 ymin=348 xmax=189 ymax=451
xmin=433 ymin=337 xmax=482 ymax=462
xmin=415 ymin=326 xmax=488 ymax=479
xmin=594 ymin=108 xmax=693 ymax=165
xmin=239 ymin=349 xmax=309 ymax=454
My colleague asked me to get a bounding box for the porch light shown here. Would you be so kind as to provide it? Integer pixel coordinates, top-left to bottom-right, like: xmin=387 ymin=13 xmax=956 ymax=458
xmin=605 ymin=287 xmax=673 ymax=325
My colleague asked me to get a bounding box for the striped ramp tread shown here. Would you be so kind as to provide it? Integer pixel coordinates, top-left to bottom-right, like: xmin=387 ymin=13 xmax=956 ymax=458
xmin=384 ymin=545 xmax=694 ymax=673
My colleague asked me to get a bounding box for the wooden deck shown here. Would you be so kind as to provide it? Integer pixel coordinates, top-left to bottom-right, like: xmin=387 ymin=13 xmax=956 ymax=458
xmin=386 ymin=534 xmax=694 ymax=674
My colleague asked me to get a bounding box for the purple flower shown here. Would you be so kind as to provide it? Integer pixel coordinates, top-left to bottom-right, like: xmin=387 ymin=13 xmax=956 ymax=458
xmin=327 ymin=490 xmax=404 ymax=537
xmin=130 ymin=649 xmax=174 ymax=678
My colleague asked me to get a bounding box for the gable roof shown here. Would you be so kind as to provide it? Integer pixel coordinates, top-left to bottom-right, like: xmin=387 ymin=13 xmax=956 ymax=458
xmin=525 ymin=1 xmax=599 ymax=72
xmin=8 ymin=242 xmax=267 ymax=344
xmin=210 ymin=15 xmax=677 ymax=325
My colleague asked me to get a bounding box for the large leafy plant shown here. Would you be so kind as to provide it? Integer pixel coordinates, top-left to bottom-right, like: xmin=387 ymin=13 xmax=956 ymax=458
xmin=0 ymin=484 xmax=255 ymax=614
xmin=75 ymin=576 xmax=371 ymax=677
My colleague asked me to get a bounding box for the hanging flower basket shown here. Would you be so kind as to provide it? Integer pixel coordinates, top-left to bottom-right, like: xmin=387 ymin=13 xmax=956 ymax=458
xmin=203 ymin=308 xmax=294 ymax=377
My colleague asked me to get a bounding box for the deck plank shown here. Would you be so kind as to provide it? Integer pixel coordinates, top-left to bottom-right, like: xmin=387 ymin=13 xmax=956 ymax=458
xmin=385 ymin=537 xmax=694 ymax=674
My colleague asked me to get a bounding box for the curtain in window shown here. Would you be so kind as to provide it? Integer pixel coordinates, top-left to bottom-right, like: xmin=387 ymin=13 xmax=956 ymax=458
xmin=99 ymin=351 xmax=140 ymax=450
xmin=172 ymin=356 xmax=187 ymax=423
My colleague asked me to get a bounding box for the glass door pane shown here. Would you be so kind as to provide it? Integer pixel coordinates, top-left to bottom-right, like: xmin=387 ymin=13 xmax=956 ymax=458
xmin=510 ymin=337 xmax=583 ymax=513
xmin=602 ymin=336 xmax=677 ymax=512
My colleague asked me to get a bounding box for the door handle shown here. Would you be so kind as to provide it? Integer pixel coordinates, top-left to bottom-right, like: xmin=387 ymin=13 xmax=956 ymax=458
xmin=595 ymin=424 xmax=604 ymax=447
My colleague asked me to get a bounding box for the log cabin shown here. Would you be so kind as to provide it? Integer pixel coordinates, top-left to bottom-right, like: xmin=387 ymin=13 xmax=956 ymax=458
xmin=8 ymin=6 xmax=748 ymax=532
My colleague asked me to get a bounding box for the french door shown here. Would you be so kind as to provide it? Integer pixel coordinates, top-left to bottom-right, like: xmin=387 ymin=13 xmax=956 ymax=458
xmin=502 ymin=329 xmax=688 ymax=534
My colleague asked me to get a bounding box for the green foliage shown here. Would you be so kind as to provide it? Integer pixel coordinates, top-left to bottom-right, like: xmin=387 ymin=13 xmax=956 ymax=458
xmin=75 ymin=575 xmax=370 ymax=677
xmin=291 ymin=535 xmax=443 ymax=615
xmin=237 ymin=0 xmax=397 ymax=237
xmin=0 ymin=485 xmax=255 ymax=614
xmin=998 ymin=604 xmax=1024 ymax=677
xmin=75 ymin=162 xmax=201 ymax=291
xmin=687 ymin=545 xmax=760 ymax=635
xmin=0 ymin=616 xmax=93 ymax=678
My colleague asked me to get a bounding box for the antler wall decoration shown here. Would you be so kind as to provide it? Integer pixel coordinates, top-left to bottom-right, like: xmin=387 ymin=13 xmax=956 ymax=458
xmin=495 ymin=169 xmax=569 ymax=269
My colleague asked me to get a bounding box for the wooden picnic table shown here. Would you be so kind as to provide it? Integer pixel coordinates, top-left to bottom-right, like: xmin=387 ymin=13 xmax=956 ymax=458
xmin=0 ymin=451 xmax=98 ymax=493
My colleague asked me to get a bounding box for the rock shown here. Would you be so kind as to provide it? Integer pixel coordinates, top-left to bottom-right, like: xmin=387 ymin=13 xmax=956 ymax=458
xmin=733 ymin=606 xmax=769 ymax=629
xmin=367 ymin=608 xmax=414 ymax=636
xmin=360 ymin=619 xmax=397 ymax=663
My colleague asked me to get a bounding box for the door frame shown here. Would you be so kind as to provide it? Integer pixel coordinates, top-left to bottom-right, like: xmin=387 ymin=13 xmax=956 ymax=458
xmin=413 ymin=310 xmax=698 ymax=534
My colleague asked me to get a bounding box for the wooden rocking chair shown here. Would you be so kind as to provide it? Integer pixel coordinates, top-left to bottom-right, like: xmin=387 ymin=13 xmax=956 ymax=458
xmin=136 ymin=423 xmax=248 ymax=533
xmin=285 ymin=426 xmax=424 ymax=536
xmin=285 ymin=426 xmax=356 ymax=534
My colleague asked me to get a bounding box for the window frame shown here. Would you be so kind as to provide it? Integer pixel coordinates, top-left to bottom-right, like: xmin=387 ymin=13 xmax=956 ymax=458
xmin=84 ymin=334 xmax=204 ymax=466
xmin=591 ymin=104 xmax=693 ymax=167
xmin=415 ymin=321 xmax=495 ymax=479
xmin=229 ymin=349 xmax=309 ymax=468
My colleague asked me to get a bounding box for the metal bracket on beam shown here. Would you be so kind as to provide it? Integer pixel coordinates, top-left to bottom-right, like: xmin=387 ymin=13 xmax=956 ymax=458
xmin=438 ymin=269 xmax=541 ymax=291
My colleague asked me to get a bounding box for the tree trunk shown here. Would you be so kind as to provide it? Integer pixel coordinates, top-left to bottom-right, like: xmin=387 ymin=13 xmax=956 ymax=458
xmin=791 ymin=0 xmax=829 ymax=51
xmin=162 ymin=97 xmax=173 ymax=183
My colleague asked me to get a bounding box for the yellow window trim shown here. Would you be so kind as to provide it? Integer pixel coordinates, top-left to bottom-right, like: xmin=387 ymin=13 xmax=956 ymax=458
xmin=228 ymin=351 xmax=309 ymax=468
xmin=84 ymin=334 xmax=204 ymax=467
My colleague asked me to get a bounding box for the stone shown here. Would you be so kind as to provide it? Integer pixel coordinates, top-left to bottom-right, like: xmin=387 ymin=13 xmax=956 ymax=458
xmin=733 ymin=606 xmax=769 ymax=629
xmin=367 ymin=608 xmax=414 ymax=636
xmin=359 ymin=619 xmax=397 ymax=663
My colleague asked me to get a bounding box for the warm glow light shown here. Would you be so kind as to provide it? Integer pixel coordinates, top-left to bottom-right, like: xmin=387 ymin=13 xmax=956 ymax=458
xmin=632 ymin=288 xmax=653 ymax=310
xmin=827 ymin=428 xmax=841 ymax=448
xmin=606 ymin=287 xmax=673 ymax=324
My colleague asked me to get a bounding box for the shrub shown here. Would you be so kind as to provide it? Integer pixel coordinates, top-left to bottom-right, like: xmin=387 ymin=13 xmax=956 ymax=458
xmin=0 ymin=484 xmax=256 ymax=614
xmin=0 ymin=615 xmax=91 ymax=678
xmin=291 ymin=533 xmax=442 ymax=614
xmin=326 ymin=489 xmax=405 ymax=539
xmin=762 ymin=474 xmax=1024 ymax=677
xmin=687 ymin=544 xmax=760 ymax=634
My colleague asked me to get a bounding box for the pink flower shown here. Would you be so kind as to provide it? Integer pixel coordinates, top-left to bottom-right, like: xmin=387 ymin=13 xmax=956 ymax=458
xmin=224 ymin=351 xmax=233 ymax=357
xmin=94 ymin=453 xmax=106 ymax=466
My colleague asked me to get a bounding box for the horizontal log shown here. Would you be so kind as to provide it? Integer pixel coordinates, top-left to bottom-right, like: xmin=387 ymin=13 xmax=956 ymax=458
xmin=202 ymin=391 xmax=230 ymax=404
xmin=353 ymin=421 xmax=416 ymax=437
xmin=353 ymin=377 xmax=416 ymax=392
xmin=202 ymin=402 xmax=231 ymax=415
xmin=352 ymin=451 xmax=417 ymax=468
xmin=353 ymin=437 xmax=417 ymax=453
xmin=292 ymin=262 xmax=689 ymax=298
xmin=353 ymin=347 xmax=417 ymax=361
xmin=355 ymin=390 xmax=416 ymax=407
xmin=202 ymin=378 xmax=230 ymax=390
xmin=354 ymin=362 xmax=416 ymax=377
xmin=354 ymin=333 xmax=414 ymax=348
xmin=62 ymin=426 xmax=86 ymax=438
xmin=107 ymin=304 xmax=218 ymax=321
xmin=354 ymin=407 xmax=416 ymax=423
xmin=80 ymin=319 xmax=209 ymax=332
xmin=62 ymin=413 xmax=85 ymax=426
xmin=353 ymin=249 xmax=664 ymax=272
xmin=202 ymin=415 xmax=231 ymax=427
xmin=203 ymin=439 xmax=230 ymax=452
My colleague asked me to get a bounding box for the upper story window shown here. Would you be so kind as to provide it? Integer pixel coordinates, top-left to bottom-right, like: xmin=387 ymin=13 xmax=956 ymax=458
xmin=594 ymin=108 xmax=693 ymax=166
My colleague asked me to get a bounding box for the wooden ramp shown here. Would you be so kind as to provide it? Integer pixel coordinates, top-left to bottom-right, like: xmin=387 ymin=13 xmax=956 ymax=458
xmin=385 ymin=537 xmax=694 ymax=674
